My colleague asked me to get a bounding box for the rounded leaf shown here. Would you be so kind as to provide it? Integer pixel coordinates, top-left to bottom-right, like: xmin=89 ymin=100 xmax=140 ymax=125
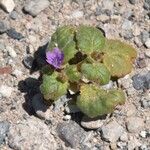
xmin=81 ymin=63 xmax=111 ymax=85
xmin=76 ymin=26 xmax=105 ymax=54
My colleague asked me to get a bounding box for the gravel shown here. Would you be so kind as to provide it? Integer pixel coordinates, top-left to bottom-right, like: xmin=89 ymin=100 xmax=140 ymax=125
xmin=8 ymin=117 xmax=58 ymax=150
xmin=6 ymin=46 xmax=17 ymax=58
xmin=145 ymin=38 xmax=150 ymax=48
xmin=0 ymin=121 xmax=10 ymax=145
xmin=9 ymin=11 xmax=19 ymax=20
xmin=144 ymin=0 xmax=150 ymax=10
xmin=101 ymin=120 xmax=124 ymax=142
xmin=126 ymin=117 xmax=144 ymax=133
xmin=129 ymin=0 xmax=137 ymax=5
xmin=24 ymin=0 xmax=50 ymax=17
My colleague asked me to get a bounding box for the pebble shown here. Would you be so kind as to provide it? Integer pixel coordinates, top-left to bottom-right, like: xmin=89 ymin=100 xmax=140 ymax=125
xmin=101 ymin=120 xmax=124 ymax=142
xmin=0 ymin=121 xmax=10 ymax=145
xmin=141 ymin=95 xmax=150 ymax=109
xmin=132 ymin=74 xmax=146 ymax=90
xmin=139 ymin=145 xmax=149 ymax=150
xmin=70 ymin=10 xmax=84 ymax=19
xmin=102 ymin=0 xmax=114 ymax=10
xmin=32 ymin=93 xmax=51 ymax=120
xmin=0 ymin=21 xmax=9 ymax=34
xmin=144 ymin=0 xmax=150 ymax=10
xmin=126 ymin=117 xmax=144 ymax=133
xmin=9 ymin=11 xmax=19 ymax=20
xmin=81 ymin=116 xmax=105 ymax=129
xmin=23 ymin=55 xmax=34 ymax=69
xmin=122 ymin=19 xmax=132 ymax=30
xmin=145 ymin=38 xmax=150 ymax=48
xmin=12 ymin=69 xmax=23 ymax=78
xmin=6 ymin=46 xmax=17 ymax=58
xmin=145 ymin=49 xmax=150 ymax=58
xmin=139 ymin=131 xmax=147 ymax=138
xmin=57 ymin=121 xmax=89 ymax=148
xmin=129 ymin=0 xmax=136 ymax=4
xmin=24 ymin=0 xmax=50 ymax=17
xmin=120 ymin=132 xmax=128 ymax=141
xmin=0 ymin=85 xmax=13 ymax=98
xmin=140 ymin=31 xmax=149 ymax=43
xmin=7 ymin=28 xmax=24 ymax=40
xmin=0 ymin=0 xmax=15 ymax=13
xmin=63 ymin=115 xmax=71 ymax=121
xmin=101 ymin=80 xmax=114 ymax=90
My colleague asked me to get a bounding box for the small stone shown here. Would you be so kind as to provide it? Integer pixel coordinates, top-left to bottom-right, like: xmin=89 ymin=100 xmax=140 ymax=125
xmin=134 ymin=37 xmax=143 ymax=47
xmin=139 ymin=145 xmax=149 ymax=150
xmin=32 ymin=94 xmax=51 ymax=120
xmin=23 ymin=55 xmax=34 ymax=69
xmin=129 ymin=0 xmax=136 ymax=4
xmin=144 ymin=0 xmax=150 ymax=10
xmin=140 ymin=131 xmax=147 ymax=138
xmin=141 ymin=98 xmax=150 ymax=109
xmin=70 ymin=10 xmax=84 ymax=19
xmin=101 ymin=120 xmax=124 ymax=142
xmin=102 ymin=0 xmax=114 ymax=10
xmin=121 ymin=30 xmax=133 ymax=40
xmin=117 ymin=141 xmax=127 ymax=149
xmin=96 ymin=15 xmax=109 ymax=22
xmin=145 ymin=71 xmax=150 ymax=89
xmin=7 ymin=28 xmax=24 ymax=40
xmin=0 ymin=0 xmax=15 ymax=13
xmin=132 ymin=74 xmax=146 ymax=90
xmin=0 ymin=85 xmax=13 ymax=98
xmin=12 ymin=69 xmax=23 ymax=78
xmin=57 ymin=121 xmax=88 ymax=148
xmin=9 ymin=11 xmax=19 ymax=20
xmin=24 ymin=0 xmax=50 ymax=17
xmin=145 ymin=38 xmax=150 ymax=48
xmin=101 ymin=80 xmax=114 ymax=90
xmin=63 ymin=115 xmax=71 ymax=121
xmin=136 ymin=58 xmax=146 ymax=68
xmin=132 ymin=25 xmax=141 ymax=36
xmin=6 ymin=46 xmax=17 ymax=58
xmin=81 ymin=116 xmax=105 ymax=129
xmin=0 ymin=21 xmax=9 ymax=34
xmin=140 ymin=31 xmax=149 ymax=43
xmin=120 ymin=132 xmax=128 ymax=141
xmin=0 ymin=121 xmax=10 ymax=145
xmin=126 ymin=117 xmax=144 ymax=133
xmin=145 ymin=49 xmax=150 ymax=58
xmin=128 ymin=137 xmax=141 ymax=150
xmin=122 ymin=20 xmax=132 ymax=30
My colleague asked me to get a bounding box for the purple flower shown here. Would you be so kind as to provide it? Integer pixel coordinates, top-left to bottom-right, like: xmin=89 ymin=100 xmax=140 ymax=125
xmin=46 ymin=47 xmax=64 ymax=69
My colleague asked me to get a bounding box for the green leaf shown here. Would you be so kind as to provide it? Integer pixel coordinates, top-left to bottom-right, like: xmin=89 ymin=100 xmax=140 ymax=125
xmin=40 ymin=73 xmax=68 ymax=101
xmin=103 ymin=53 xmax=132 ymax=77
xmin=102 ymin=39 xmax=137 ymax=61
xmin=81 ymin=62 xmax=111 ymax=85
xmin=76 ymin=26 xmax=105 ymax=54
xmin=76 ymin=84 xmax=125 ymax=118
xmin=48 ymin=26 xmax=77 ymax=63
xmin=65 ymin=65 xmax=81 ymax=82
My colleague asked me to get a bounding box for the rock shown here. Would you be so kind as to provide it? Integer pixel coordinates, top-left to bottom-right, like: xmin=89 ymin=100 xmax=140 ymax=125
xmin=12 ymin=69 xmax=23 ymax=78
xmin=101 ymin=120 xmax=124 ymax=142
xmin=101 ymin=80 xmax=114 ymax=90
xmin=139 ymin=144 xmax=149 ymax=150
xmin=7 ymin=28 xmax=24 ymax=40
xmin=0 ymin=21 xmax=9 ymax=34
xmin=0 ymin=121 xmax=10 ymax=145
xmin=24 ymin=0 xmax=50 ymax=17
xmin=102 ymin=0 xmax=114 ymax=10
xmin=6 ymin=46 xmax=17 ymax=58
xmin=8 ymin=117 xmax=58 ymax=149
xmin=0 ymin=0 xmax=15 ymax=13
xmin=145 ymin=71 xmax=150 ymax=89
xmin=63 ymin=115 xmax=71 ymax=121
xmin=129 ymin=0 xmax=136 ymax=4
xmin=140 ymin=31 xmax=149 ymax=43
xmin=0 ymin=85 xmax=13 ymax=98
xmin=132 ymin=74 xmax=146 ymax=90
xmin=139 ymin=131 xmax=147 ymax=138
xmin=122 ymin=20 xmax=132 ymax=30
xmin=57 ymin=121 xmax=89 ymax=148
xmin=141 ymin=94 xmax=150 ymax=108
xmin=126 ymin=117 xmax=144 ymax=133
xmin=121 ymin=30 xmax=133 ymax=40
xmin=128 ymin=136 xmax=141 ymax=150
xmin=23 ymin=55 xmax=34 ymax=69
xmin=120 ymin=132 xmax=128 ymax=141
xmin=145 ymin=38 xmax=150 ymax=48
xmin=117 ymin=141 xmax=127 ymax=149
xmin=136 ymin=58 xmax=146 ymax=68
xmin=70 ymin=10 xmax=84 ymax=19
xmin=32 ymin=93 xmax=51 ymax=120
xmin=145 ymin=49 xmax=150 ymax=58
xmin=9 ymin=11 xmax=19 ymax=20
xmin=96 ymin=15 xmax=110 ymax=22
xmin=144 ymin=0 xmax=150 ymax=10
xmin=81 ymin=116 xmax=105 ymax=129
xmin=53 ymin=95 xmax=71 ymax=112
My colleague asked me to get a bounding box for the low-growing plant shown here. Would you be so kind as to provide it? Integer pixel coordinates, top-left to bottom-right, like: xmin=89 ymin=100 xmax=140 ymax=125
xmin=40 ymin=25 xmax=137 ymax=118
